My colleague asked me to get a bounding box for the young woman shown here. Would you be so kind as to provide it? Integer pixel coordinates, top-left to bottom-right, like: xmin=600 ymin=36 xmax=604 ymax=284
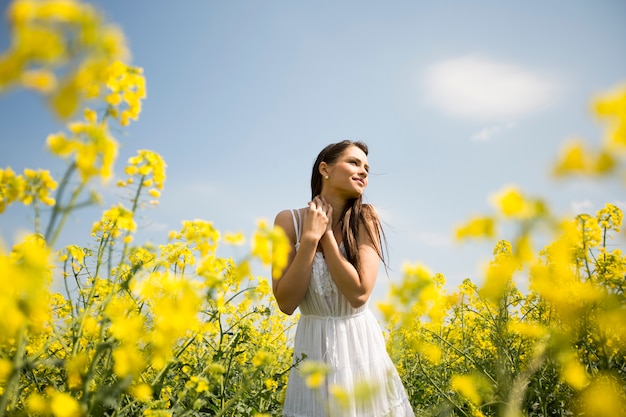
xmin=272 ymin=141 xmax=414 ymax=416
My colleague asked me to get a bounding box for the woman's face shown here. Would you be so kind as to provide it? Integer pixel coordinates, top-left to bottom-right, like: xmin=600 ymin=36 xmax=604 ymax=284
xmin=323 ymin=145 xmax=369 ymax=198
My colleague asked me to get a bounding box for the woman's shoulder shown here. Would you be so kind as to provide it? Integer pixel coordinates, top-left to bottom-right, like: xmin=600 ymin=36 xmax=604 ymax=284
xmin=274 ymin=208 xmax=305 ymax=244
xmin=273 ymin=208 xmax=307 ymax=231
xmin=274 ymin=207 xmax=306 ymax=221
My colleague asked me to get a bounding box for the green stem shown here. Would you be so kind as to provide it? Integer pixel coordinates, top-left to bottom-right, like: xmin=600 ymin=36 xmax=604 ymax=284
xmin=44 ymin=162 xmax=77 ymax=243
xmin=116 ymin=175 xmax=145 ymax=280
xmin=49 ymin=180 xmax=87 ymax=248
xmin=415 ymin=355 xmax=469 ymax=417
xmin=71 ymin=235 xmax=110 ymax=357
xmin=423 ymin=327 xmax=497 ymax=385
xmin=0 ymin=326 xmax=28 ymax=415
xmin=33 ymin=197 xmax=41 ymax=235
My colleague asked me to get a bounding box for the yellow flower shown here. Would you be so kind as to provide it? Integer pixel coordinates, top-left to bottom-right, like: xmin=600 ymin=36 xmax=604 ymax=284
xmin=65 ymin=352 xmax=89 ymax=390
xmin=99 ymin=61 xmax=146 ymax=126
xmin=33 ymin=1 xmax=85 ymax=23
xmin=553 ymin=139 xmax=591 ymax=176
xmin=489 ymin=185 xmax=537 ymax=219
xmin=479 ymin=242 xmax=520 ymax=303
xmin=0 ymin=358 xmax=12 ymax=381
xmin=21 ymin=69 xmax=57 ymax=92
xmin=3 ymin=0 xmax=130 ymax=118
xmin=20 ymin=168 xmax=58 ymax=206
xmin=251 ymin=219 xmax=290 ymax=278
xmin=450 ymin=374 xmax=482 ymax=406
xmin=507 ymin=321 xmax=547 ymax=339
xmin=49 ymin=121 xmax=119 ymax=182
xmin=224 ymin=232 xmax=245 ymax=245
xmin=91 ymin=204 xmax=136 ymax=241
xmin=46 ymin=132 xmax=75 ymax=156
xmin=50 ymin=391 xmax=82 ymax=417
xmin=377 ymin=302 xmax=398 ymax=323
xmin=0 ymin=167 xmax=26 ymax=213
xmin=252 ymin=350 xmax=275 ymax=367
xmin=0 ymin=234 xmax=52 ymax=340
xmin=26 ymin=393 xmax=48 ymax=415
xmin=593 ymin=83 xmax=626 ymax=148
xmin=597 ymin=203 xmax=623 ymax=233
xmin=83 ymin=108 xmax=97 ymax=124
xmin=264 ymin=378 xmax=278 ymax=391
xmin=329 ymin=384 xmax=350 ymax=409
xmin=186 ymin=376 xmax=209 ymax=393
xmin=112 ymin=344 xmax=146 ymax=378
xmin=559 ymin=351 xmax=589 ymax=390
xmin=129 ymin=383 xmax=153 ymax=402
xmin=592 ymin=149 xmax=616 ymax=175
xmin=129 ymin=246 xmax=156 ymax=270
xmin=122 ymin=150 xmax=167 ymax=191
xmin=417 ymin=341 xmax=442 ymax=364
xmin=134 ymin=271 xmax=202 ymax=368
xmin=579 ymin=375 xmax=626 ymax=417
xmin=298 ymin=360 xmax=329 ymax=389
xmin=455 ymin=216 xmax=495 ymax=240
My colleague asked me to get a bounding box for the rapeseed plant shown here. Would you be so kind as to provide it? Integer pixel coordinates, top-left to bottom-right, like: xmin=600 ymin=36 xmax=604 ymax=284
xmin=385 ymin=82 xmax=626 ymax=416
xmin=1 ymin=1 xmax=297 ymax=415
xmin=2 ymin=1 xmax=625 ymax=416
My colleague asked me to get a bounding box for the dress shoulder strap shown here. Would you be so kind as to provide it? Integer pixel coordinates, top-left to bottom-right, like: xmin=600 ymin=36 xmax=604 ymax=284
xmin=291 ymin=209 xmax=302 ymax=244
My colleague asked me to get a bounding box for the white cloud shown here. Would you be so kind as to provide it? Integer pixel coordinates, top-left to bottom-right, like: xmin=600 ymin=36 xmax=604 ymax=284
xmin=471 ymin=122 xmax=516 ymax=142
xmin=413 ymin=231 xmax=452 ymax=248
xmin=424 ymin=56 xmax=559 ymax=121
xmin=571 ymin=199 xmax=594 ymax=214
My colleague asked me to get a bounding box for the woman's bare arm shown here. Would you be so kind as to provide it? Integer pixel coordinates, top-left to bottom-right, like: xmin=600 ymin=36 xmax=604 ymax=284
xmin=271 ymin=204 xmax=330 ymax=315
xmin=319 ymin=217 xmax=380 ymax=308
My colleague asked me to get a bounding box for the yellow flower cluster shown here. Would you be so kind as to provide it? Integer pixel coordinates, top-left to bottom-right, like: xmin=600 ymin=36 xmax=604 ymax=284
xmin=48 ymin=120 xmax=118 ymax=182
xmin=252 ymin=219 xmax=290 ymax=278
xmin=0 ymin=1 xmax=303 ymax=415
xmin=553 ymin=83 xmax=626 ymax=179
xmin=490 ymin=186 xmax=547 ymax=220
xmin=479 ymin=240 xmax=521 ymax=303
xmin=101 ymin=61 xmax=146 ymax=126
xmin=386 ymin=194 xmax=626 ymax=415
xmin=104 ymin=295 xmax=147 ymax=378
xmin=170 ymin=219 xmax=220 ymax=257
xmin=45 ymin=80 xmax=147 ymax=184
xmin=0 ymin=234 xmax=52 ymax=342
xmin=0 ymin=167 xmax=57 ymax=213
xmin=455 ymin=215 xmax=495 ymax=240
xmin=457 ymin=185 xmax=549 ymax=265
xmin=594 ymin=84 xmax=626 ymax=148
xmin=91 ymin=203 xmax=136 ymax=243
xmin=26 ymin=388 xmax=82 ymax=417
xmin=5 ymin=0 xmax=623 ymax=413
xmin=298 ymin=360 xmax=329 ymax=389
xmin=134 ymin=271 xmax=203 ymax=370
xmin=118 ymin=150 xmax=167 ymax=205
xmin=0 ymin=0 xmax=129 ymax=118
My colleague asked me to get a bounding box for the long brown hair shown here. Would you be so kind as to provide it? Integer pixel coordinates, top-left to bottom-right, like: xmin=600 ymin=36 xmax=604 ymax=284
xmin=310 ymin=140 xmax=387 ymax=273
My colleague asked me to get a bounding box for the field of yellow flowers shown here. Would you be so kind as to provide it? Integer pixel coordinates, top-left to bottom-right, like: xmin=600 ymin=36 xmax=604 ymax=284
xmin=0 ymin=1 xmax=625 ymax=416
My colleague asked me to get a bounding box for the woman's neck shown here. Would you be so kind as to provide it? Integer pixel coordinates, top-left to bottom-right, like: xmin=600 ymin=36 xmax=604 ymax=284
xmin=320 ymin=191 xmax=347 ymax=227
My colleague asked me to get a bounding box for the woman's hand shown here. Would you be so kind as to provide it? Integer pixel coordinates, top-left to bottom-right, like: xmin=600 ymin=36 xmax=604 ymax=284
xmin=320 ymin=196 xmax=334 ymax=234
xmin=303 ymin=196 xmax=331 ymax=243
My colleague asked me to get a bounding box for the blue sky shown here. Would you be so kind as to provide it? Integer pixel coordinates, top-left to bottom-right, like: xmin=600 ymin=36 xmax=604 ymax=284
xmin=1 ymin=0 xmax=625 ymax=302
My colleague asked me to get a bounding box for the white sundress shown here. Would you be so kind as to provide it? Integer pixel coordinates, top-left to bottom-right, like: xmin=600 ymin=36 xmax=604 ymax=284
xmin=282 ymin=209 xmax=415 ymax=417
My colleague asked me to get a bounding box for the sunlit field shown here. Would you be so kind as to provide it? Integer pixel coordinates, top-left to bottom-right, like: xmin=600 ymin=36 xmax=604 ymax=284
xmin=1 ymin=1 xmax=625 ymax=416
